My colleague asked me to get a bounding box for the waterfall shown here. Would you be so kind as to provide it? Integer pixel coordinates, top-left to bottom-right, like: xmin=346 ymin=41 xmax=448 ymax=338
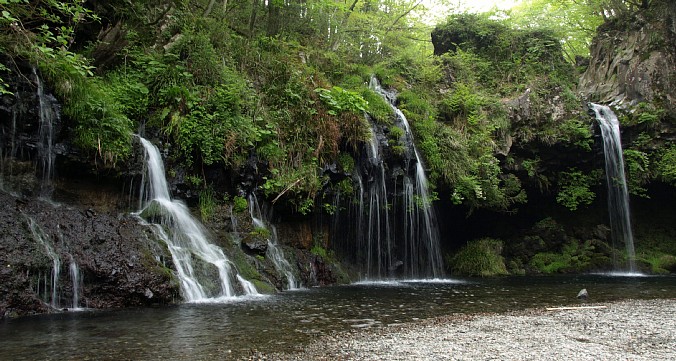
xmin=25 ymin=216 xmax=61 ymax=308
xmin=372 ymin=77 xmax=444 ymax=278
xmin=33 ymin=68 xmax=57 ymax=197
xmin=590 ymin=103 xmax=637 ymax=272
xmin=333 ymin=77 xmax=444 ymax=279
xmin=69 ymin=256 xmax=82 ymax=309
xmin=136 ymin=137 xmax=258 ymax=301
xmin=248 ymin=194 xmax=299 ymax=290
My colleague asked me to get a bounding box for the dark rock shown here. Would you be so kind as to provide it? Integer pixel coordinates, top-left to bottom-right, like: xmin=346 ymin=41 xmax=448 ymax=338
xmin=0 ymin=190 xmax=179 ymax=318
xmin=241 ymin=237 xmax=268 ymax=256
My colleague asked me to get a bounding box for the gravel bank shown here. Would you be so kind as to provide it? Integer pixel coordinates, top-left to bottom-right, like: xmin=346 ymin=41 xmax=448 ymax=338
xmin=257 ymin=298 xmax=676 ymax=360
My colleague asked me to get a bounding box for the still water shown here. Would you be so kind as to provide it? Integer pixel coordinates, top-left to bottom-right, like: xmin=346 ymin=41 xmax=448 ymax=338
xmin=1 ymin=275 xmax=675 ymax=360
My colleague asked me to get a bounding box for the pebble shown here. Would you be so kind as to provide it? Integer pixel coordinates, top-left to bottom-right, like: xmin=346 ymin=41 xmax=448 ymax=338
xmin=252 ymin=299 xmax=676 ymax=361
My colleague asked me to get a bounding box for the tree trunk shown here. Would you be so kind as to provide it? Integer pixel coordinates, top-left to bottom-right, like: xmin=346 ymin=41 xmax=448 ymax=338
xmin=248 ymin=0 xmax=259 ymax=38
xmin=267 ymin=3 xmax=281 ymax=36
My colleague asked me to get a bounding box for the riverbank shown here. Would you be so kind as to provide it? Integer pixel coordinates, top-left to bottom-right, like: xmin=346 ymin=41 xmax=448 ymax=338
xmin=257 ymin=298 xmax=676 ymax=360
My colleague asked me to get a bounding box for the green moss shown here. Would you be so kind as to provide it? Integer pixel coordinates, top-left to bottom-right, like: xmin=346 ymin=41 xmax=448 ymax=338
xmin=228 ymin=246 xmax=276 ymax=292
xmin=251 ymin=279 xmax=276 ymax=294
xmin=450 ymin=238 xmax=509 ymax=277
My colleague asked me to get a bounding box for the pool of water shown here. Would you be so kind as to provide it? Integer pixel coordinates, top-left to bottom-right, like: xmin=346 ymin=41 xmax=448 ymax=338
xmin=1 ymin=274 xmax=675 ymax=360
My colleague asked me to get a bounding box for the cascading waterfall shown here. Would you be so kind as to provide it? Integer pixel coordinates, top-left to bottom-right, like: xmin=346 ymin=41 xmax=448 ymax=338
xmin=372 ymin=77 xmax=444 ymax=278
xmin=136 ymin=137 xmax=258 ymax=301
xmin=590 ymin=103 xmax=637 ymax=272
xmin=333 ymin=77 xmax=444 ymax=279
xmin=248 ymin=194 xmax=299 ymax=289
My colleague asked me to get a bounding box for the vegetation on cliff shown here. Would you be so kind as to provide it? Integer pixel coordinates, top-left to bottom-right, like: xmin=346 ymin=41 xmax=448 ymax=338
xmin=1 ymin=0 xmax=675 ymax=280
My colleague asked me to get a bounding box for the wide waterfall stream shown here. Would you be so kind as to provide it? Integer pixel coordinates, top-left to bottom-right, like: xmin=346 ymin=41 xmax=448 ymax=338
xmin=136 ymin=137 xmax=259 ymax=301
xmin=1 ymin=275 xmax=674 ymax=359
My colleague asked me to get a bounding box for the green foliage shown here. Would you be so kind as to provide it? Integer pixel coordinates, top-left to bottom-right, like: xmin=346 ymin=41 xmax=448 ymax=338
xmin=251 ymin=226 xmax=271 ymax=239
xmin=337 ymin=153 xmax=355 ymax=173
xmin=233 ymin=196 xmax=248 ymax=214
xmin=311 ymin=242 xmax=328 ymax=259
xmin=199 ymin=187 xmax=217 ymax=221
xmin=556 ymin=169 xmax=601 ymax=210
xmin=530 ymin=252 xmax=569 ymax=274
xmin=509 ymin=0 xmax=605 ymax=62
xmin=361 ymin=88 xmax=394 ymax=125
xmin=0 ymin=63 xmax=11 ymax=95
xmin=639 ymin=253 xmax=676 ymax=274
xmin=335 ymin=179 xmax=354 ymax=196
xmin=315 ymin=86 xmax=368 ymax=115
xmin=623 ymin=149 xmax=650 ymax=197
xmin=557 ymin=119 xmax=593 ymax=151
xmin=656 ymin=145 xmax=676 ymax=186
xmin=0 ymin=0 xmax=99 ymax=77
xmin=39 ymin=61 xmax=133 ymax=163
xmin=529 ymin=240 xmax=596 ymax=273
xmin=450 ymin=238 xmax=509 ymax=277
xmin=621 ymin=102 xmax=665 ymax=126
xmin=440 ymin=83 xmax=484 ymax=123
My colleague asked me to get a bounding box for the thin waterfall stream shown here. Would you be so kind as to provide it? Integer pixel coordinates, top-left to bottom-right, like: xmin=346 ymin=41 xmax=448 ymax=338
xmin=248 ymin=194 xmax=299 ymax=290
xmin=33 ymin=67 xmax=57 ymax=197
xmin=26 ymin=216 xmax=61 ymax=308
xmin=590 ymin=103 xmax=637 ymax=272
xmin=136 ymin=136 xmax=259 ymax=301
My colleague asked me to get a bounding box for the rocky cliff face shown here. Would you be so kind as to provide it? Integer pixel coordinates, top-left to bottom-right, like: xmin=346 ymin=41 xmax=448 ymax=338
xmin=580 ymin=0 xmax=676 ymax=117
xmin=0 ymin=191 xmax=180 ymax=317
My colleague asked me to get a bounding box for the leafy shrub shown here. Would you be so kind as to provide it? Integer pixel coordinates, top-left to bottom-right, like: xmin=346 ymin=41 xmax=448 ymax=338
xmin=530 ymin=252 xmax=570 ymax=273
xmin=39 ymin=60 xmax=133 ymax=163
xmin=450 ymin=238 xmax=509 ymax=276
xmin=656 ymin=145 xmax=676 ymax=185
xmin=556 ymin=168 xmax=601 ymax=210
xmin=233 ymin=196 xmax=248 ymax=214
xmin=529 ymin=240 xmax=596 ymax=273
xmin=623 ymin=149 xmax=650 ymax=197
xmin=315 ymin=86 xmax=368 ymax=115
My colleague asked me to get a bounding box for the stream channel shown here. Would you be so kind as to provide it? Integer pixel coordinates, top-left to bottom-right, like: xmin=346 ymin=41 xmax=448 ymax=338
xmin=2 ymin=274 xmax=675 ymax=359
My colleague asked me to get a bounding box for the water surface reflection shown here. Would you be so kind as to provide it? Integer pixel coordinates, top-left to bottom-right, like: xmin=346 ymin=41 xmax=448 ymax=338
xmin=2 ymin=275 xmax=675 ymax=359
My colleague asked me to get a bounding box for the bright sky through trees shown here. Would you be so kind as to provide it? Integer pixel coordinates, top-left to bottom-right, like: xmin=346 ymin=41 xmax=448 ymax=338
xmin=420 ymin=0 xmax=522 ymax=25
xmin=458 ymin=0 xmax=522 ymax=12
